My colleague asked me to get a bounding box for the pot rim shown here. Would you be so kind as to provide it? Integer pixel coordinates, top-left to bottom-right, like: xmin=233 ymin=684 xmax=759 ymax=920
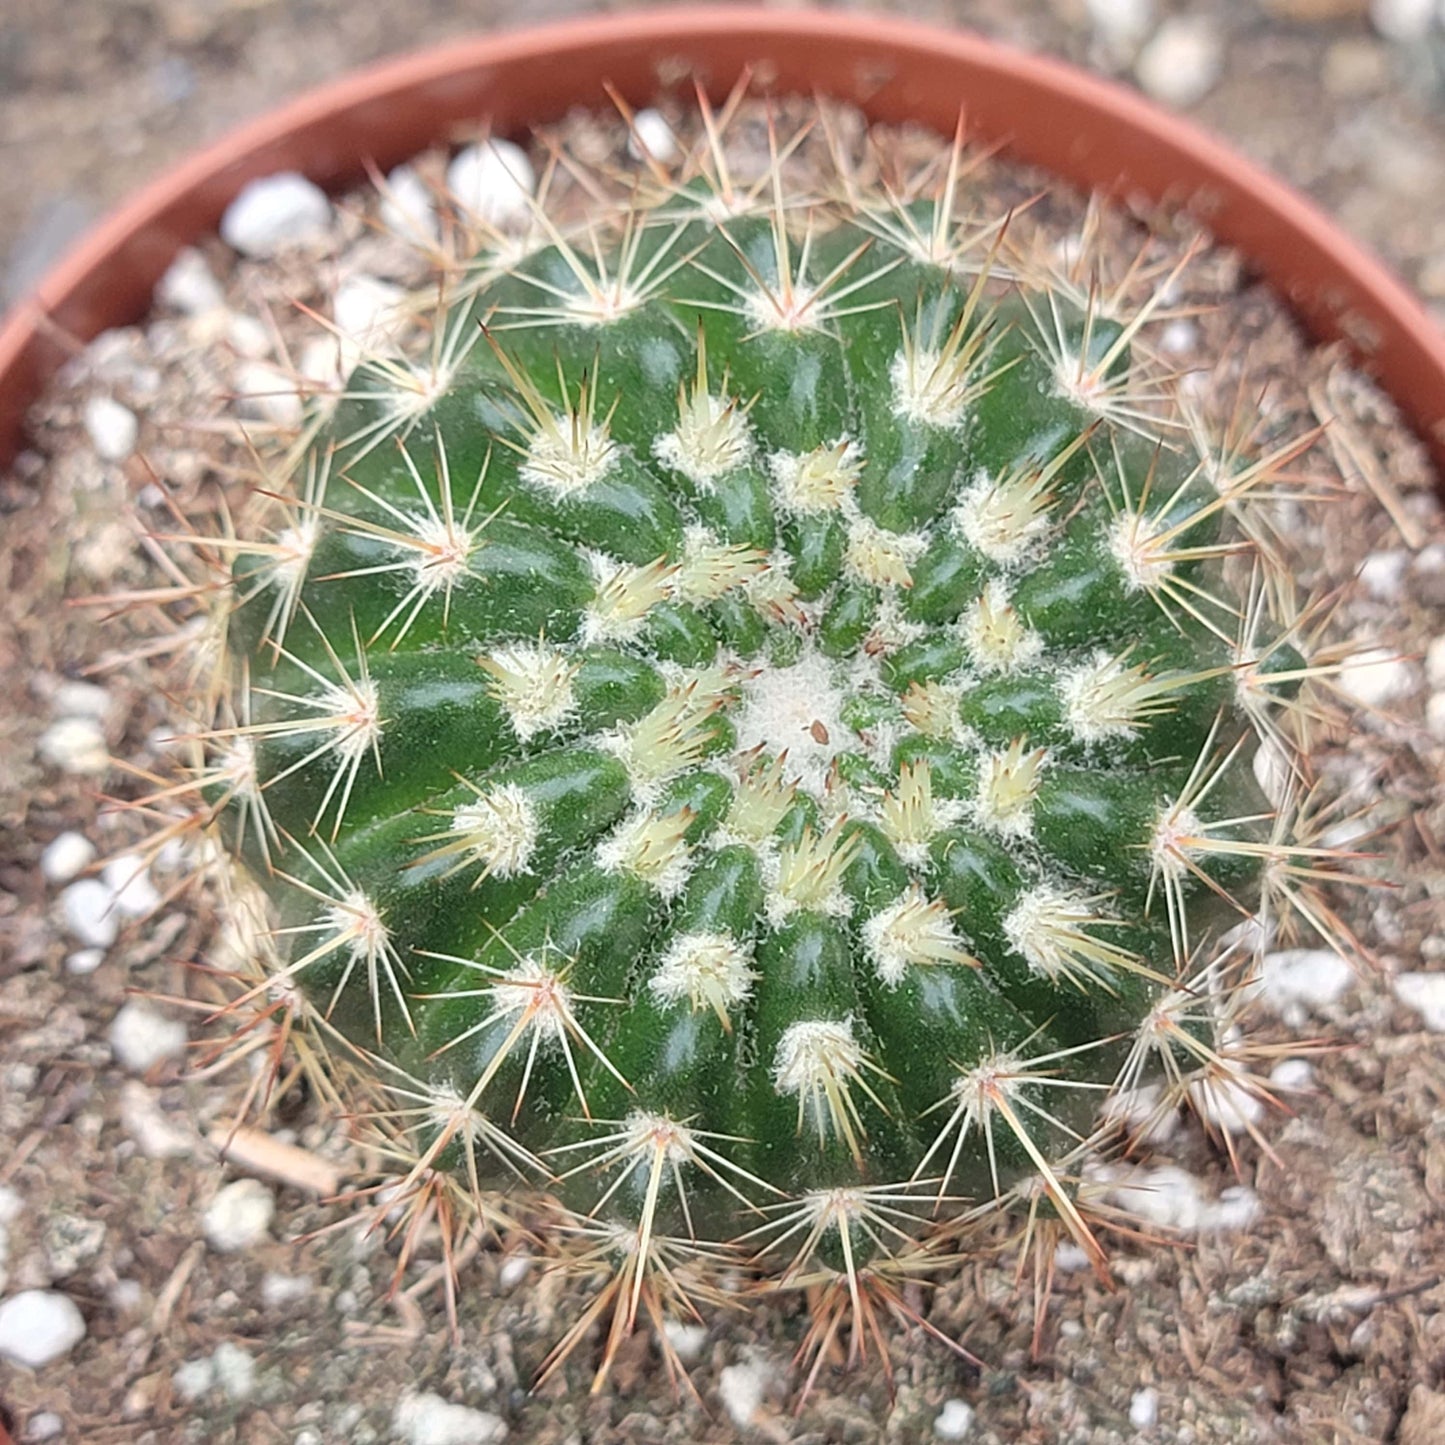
xmin=3 ymin=5 xmax=1443 ymax=477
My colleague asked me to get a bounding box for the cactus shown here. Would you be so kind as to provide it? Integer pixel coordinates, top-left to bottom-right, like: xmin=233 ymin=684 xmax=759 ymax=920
xmin=161 ymin=101 xmax=1346 ymax=1385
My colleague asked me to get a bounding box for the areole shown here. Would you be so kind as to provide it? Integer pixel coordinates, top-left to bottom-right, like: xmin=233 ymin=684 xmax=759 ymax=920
xmin=1 ymin=7 xmax=1444 ymax=477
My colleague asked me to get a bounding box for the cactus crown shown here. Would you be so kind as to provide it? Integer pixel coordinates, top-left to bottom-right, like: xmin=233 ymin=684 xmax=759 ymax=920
xmin=173 ymin=95 xmax=1337 ymax=1383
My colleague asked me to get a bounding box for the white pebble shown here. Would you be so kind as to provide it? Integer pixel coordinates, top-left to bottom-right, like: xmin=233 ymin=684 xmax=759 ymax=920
xmin=156 ymin=247 xmax=225 ymax=315
xmin=719 ymin=1359 xmax=773 ymax=1429
xmin=1188 ymin=1073 xmax=1265 ymax=1136
xmin=234 ymin=359 xmax=304 ymax=428
xmin=1358 ymin=549 xmax=1408 ymax=601
xmin=1158 ymin=317 xmax=1199 ymax=355
xmin=0 ymin=1290 xmax=87 ymax=1368
xmin=119 ymin=1080 xmax=194 ymax=1158
xmin=61 ymin=878 xmax=119 ymax=949
xmin=380 ymin=163 xmax=439 ymax=243
xmin=203 ymin=1179 xmax=276 ymax=1253
xmin=1129 ymin=1386 xmax=1160 ymax=1428
xmin=52 ymin=680 xmax=113 ymax=721
xmin=498 ymin=1254 xmax=532 ymax=1289
xmin=1259 ymin=948 xmax=1354 ymax=1025
xmin=1394 ymin=972 xmax=1445 ymax=1032
xmin=1336 ymin=647 xmax=1415 ymax=707
xmin=297 ymin=337 xmax=343 ymax=391
xmin=260 ymin=1271 xmax=313 ymax=1309
xmin=100 ymin=855 xmax=160 ymax=919
xmin=393 ymin=1391 xmax=508 ymax=1445
xmin=0 ymin=1188 xmax=21 ymax=1225
xmin=1427 ymin=692 xmax=1445 ymax=741
xmin=226 ymin=313 xmax=272 ymax=358
xmin=37 ymin=717 xmax=109 ymax=776
xmin=934 ymin=1398 xmax=976 ymax=1440
xmin=108 ymin=1002 xmax=187 ymax=1073
xmin=1135 ymin=18 xmax=1224 ymax=109
xmin=1371 ymin=0 xmax=1437 ymax=42
xmin=41 ymin=832 xmax=96 ymax=885
xmin=26 ymin=1412 xmax=64 ymax=1441
xmin=220 ymin=172 xmax=331 ymax=258
xmin=82 ymin=396 xmax=139 ymax=462
xmin=65 ymin=948 xmax=106 ymax=976
xmin=628 ymin=109 xmax=679 ymax=163
xmin=1269 ymin=1058 xmax=1315 ymax=1091
xmin=447 ymin=140 xmax=535 ymax=226
xmin=213 ymin=1341 xmax=257 ymax=1401
xmin=662 ymin=1319 xmax=708 ymax=1364
xmin=1085 ymin=0 xmax=1155 ymax=53
xmin=1425 ymin=635 xmax=1445 ymax=690
xmin=172 ymin=1356 xmax=215 ymax=1402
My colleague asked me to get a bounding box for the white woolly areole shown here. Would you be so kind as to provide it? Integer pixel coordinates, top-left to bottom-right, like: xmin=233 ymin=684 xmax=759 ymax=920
xmin=975 ymin=742 xmax=1047 ymax=839
xmin=746 ymin=280 xmax=820 ymax=334
xmin=400 ymin=510 xmax=476 ymax=595
xmin=650 ymin=931 xmax=756 ymax=1019
xmin=451 ymin=782 xmax=540 ymax=878
xmin=961 ymin=579 xmax=1044 ymax=675
xmin=1151 ymin=802 xmax=1204 ymax=881
xmin=621 ymin=1110 xmax=695 ymax=1166
xmin=772 ymin=1019 xmax=864 ymax=1100
xmin=315 ymin=675 xmax=383 ymax=764
xmin=844 ymin=517 xmax=927 ymax=590
xmin=890 ymin=345 xmax=968 ymax=429
xmin=1061 ymin=649 xmax=1142 ymax=743
xmin=490 ymin=956 xmax=572 ymax=1042
xmin=520 ymin=417 xmax=616 ymax=497
xmin=1109 ymin=509 xmax=1173 ymax=592
xmin=768 ymin=441 xmax=863 ymax=515
xmin=863 ymin=888 xmax=972 ymax=987
xmin=325 ymin=889 xmax=390 ymax=966
xmin=595 ymin=810 xmax=693 ymax=898
xmin=270 ymin=519 xmax=321 ymax=592
xmin=732 ymin=651 xmax=852 ymax=799
xmin=654 ymin=392 xmax=753 ymax=486
xmin=952 ymin=469 xmax=1053 ymax=567
xmin=582 ymin=553 xmax=674 ymax=645
xmin=479 ymin=642 xmax=578 ymax=740
xmin=1005 ymin=881 xmax=1107 ymax=982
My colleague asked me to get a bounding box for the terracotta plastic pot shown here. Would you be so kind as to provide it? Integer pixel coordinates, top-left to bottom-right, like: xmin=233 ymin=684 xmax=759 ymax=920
xmin=3 ymin=7 xmax=1444 ymax=477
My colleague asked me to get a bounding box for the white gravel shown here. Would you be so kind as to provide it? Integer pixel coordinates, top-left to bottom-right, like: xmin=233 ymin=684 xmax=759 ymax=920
xmin=40 ymin=831 xmax=95 ymax=884
xmin=220 ymin=172 xmax=332 ymax=257
xmin=718 ymin=1358 xmax=773 ymax=1428
xmin=234 ymin=359 xmax=305 ymax=428
xmin=1134 ymin=17 xmax=1224 ymax=108
xmin=661 ymin=1318 xmax=708 ymax=1365
xmin=37 ymin=716 xmax=109 ymax=775
xmin=119 ymin=1079 xmax=195 ymax=1158
xmin=213 ymin=1340 xmax=257 ymax=1401
xmin=202 ymin=1178 xmax=276 ymax=1253
xmin=379 ymin=162 xmax=439 ymax=243
xmin=108 ymin=1001 xmax=188 ymax=1073
xmin=1099 ymin=1163 xmax=1260 ymax=1233
xmin=1335 ymin=646 xmax=1416 ymax=706
xmin=60 ymin=878 xmax=120 ymax=949
xmin=65 ymin=947 xmax=106 ymax=976
xmin=156 ymin=246 xmax=226 ymax=315
xmin=1258 ymin=947 xmax=1355 ymax=1025
xmin=82 ymin=395 xmax=139 ymax=461
xmin=26 ymin=1412 xmax=64 ymax=1441
xmin=1393 ymin=972 xmax=1445 ymax=1032
xmin=1130 ymin=1386 xmax=1161 ymax=1428
xmin=446 ymin=139 xmax=535 ymax=225
xmin=1371 ymin=0 xmax=1439 ymax=42
xmin=393 ymin=1391 xmax=508 ymax=1445
xmin=100 ymin=855 xmax=160 ymax=918
xmin=628 ymin=108 xmax=679 ymax=163
xmin=172 ymin=1356 xmax=216 ymax=1402
xmin=934 ymin=1398 xmax=976 ymax=1439
xmin=0 ymin=1290 xmax=87 ymax=1368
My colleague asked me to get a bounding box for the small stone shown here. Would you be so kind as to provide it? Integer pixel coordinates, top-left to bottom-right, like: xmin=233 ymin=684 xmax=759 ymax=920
xmin=26 ymin=1411 xmax=65 ymax=1442
xmin=1358 ymin=548 xmax=1408 ymax=600
xmin=37 ymin=717 xmax=109 ymax=776
xmin=40 ymin=832 xmax=96 ymax=885
xmin=661 ymin=1319 xmax=708 ymax=1364
xmin=172 ymin=1356 xmax=215 ymax=1402
xmin=1401 ymin=1384 xmax=1445 ymax=1445
xmin=498 ymin=1254 xmax=532 ymax=1289
xmin=212 ymin=1341 xmax=257 ymax=1401
xmin=100 ymin=856 xmax=161 ymax=919
xmin=628 ymin=109 xmax=679 ymax=163
xmin=108 ymin=1002 xmax=187 ymax=1073
xmin=226 ymin=313 xmax=272 ymax=358
xmin=1427 ymin=692 xmax=1445 ymax=741
xmin=260 ymin=1271 xmax=313 ymax=1308
xmin=1336 ymin=647 xmax=1415 ymax=706
xmin=1157 ymin=317 xmax=1199 ymax=355
xmin=718 ymin=1359 xmax=773 ymax=1428
xmin=219 ymin=173 xmax=331 ymax=258
xmin=934 ymin=1399 xmax=976 ymax=1439
xmin=52 ymin=680 xmax=113 ymax=721
xmin=43 ymin=1214 xmax=106 ymax=1277
xmin=393 ymin=1391 xmax=508 ymax=1445
xmin=1189 ymin=1074 xmax=1265 ymax=1135
xmin=61 ymin=879 xmax=120 ymax=949
xmin=0 ymin=1290 xmax=87 ymax=1367
xmin=333 ymin=275 xmax=407 ymax=348
xmin=1102 ymin=1163 xmax=1259 ymax=1232
xmin=1323 ymin=37 xmax=1390 ymax=98
xmin=1085 ymin=0 xmax=1155 ymax=60
xmin=119 ymin=1080 xmax=194 ymax=1158
xmin=1135 ymin=17 xmax=1225 ymax=108
xmin=1129 ymin=1387 xmax=1160 ymax=1428
xmin=380 ymin=163 xmax=439 ymax=242
xmin=1425 ymin=635 xmax=1445 ymax=689
xmin=234 ymin=359 xmax=304 ymax=428
xmin=156 ymin=247 xmax=225 ymax=315
xmin=1394 ymin=972 xmax=1445 ymax=1032
xmin=82 ymin=396 xmax=139 ymax=462
xmin=1371 ymin=0 xmax=1437 ymax=41
xmin=1270 ymin=1058 xmax=1315 ymax=1091
xmin=447 ymin=140 xmax=536 ymax=225
xmin=1259 ymin=947 xmax=1354 ymax=1023
xmin=65 ymin=948 xmax=105 ymax=976
xmin=202 ymin=1179 xmax=276 ymax=1253
xmin=0 ymin=1188 xmax=21 ymax=1225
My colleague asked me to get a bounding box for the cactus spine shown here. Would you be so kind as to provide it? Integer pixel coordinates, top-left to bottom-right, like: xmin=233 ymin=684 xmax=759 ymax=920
xmin=168 ymin=100 xmax=1342 ymax=1384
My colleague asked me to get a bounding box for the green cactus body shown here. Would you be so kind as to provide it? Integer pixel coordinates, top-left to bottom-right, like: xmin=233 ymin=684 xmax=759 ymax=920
xmin=214 ymin=169 xmax=1302 ymax=1318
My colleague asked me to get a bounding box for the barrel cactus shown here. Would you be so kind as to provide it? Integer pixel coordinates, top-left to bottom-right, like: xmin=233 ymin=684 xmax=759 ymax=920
xmin=170 ymin=107 xmax=1337 ymax=1386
